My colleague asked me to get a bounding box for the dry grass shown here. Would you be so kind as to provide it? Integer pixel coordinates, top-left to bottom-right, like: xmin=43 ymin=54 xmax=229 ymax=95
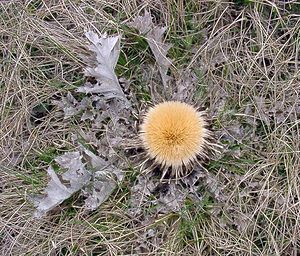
xmin=1 ymin=0 xmax=300 ymax=255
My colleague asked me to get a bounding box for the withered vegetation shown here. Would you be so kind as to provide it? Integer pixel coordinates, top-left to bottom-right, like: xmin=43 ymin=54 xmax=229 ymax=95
xmin=1 ymin=1 xmax=300 ymax=255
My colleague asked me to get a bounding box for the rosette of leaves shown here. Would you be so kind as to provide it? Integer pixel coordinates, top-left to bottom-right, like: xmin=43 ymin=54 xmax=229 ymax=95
xmin=32 ymin=12 xmax=222 ymax=219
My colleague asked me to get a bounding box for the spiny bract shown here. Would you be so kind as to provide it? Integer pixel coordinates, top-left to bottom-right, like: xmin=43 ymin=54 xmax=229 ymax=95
xmin=140 ymin=101 xmax=208 ymax=172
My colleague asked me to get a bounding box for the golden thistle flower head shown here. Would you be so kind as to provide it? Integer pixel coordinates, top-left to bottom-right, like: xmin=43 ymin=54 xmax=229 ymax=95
xmin=140 ymin=101 xmax=209 ymax=175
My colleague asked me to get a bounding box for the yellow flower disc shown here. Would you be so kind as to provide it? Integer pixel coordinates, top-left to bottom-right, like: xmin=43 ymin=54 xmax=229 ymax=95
xmin=140 ymin=101 xmax=206 ymax=169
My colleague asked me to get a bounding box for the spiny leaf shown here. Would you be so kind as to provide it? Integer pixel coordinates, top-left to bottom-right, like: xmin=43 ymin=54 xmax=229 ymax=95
xmin=31 ymin=152 xmax=91 ymax=218
xmin=128 ymin=11 xmax=172 ymax=89
xmin=82 ymin=147 xmax=124 ymax=210
xmin=77 ymin=31 xmax=129 ymax=103
xmin=31 ymin=148 xmax=124 ymax=217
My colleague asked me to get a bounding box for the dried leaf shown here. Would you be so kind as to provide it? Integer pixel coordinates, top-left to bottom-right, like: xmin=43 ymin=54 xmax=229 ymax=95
xmin=129 ymin=170 xmax=206 ymax=216
xmin=32 ymin=148 xmax=125 ymax=217
xmin=32 ymin=152 xmax=91 ymax=218
xmin=128 ymin=11 xmax=172 ymax=89
xmin=32 ymin=30 xmax=134 ymax=217
xmin=134 ymin=225 xmax=165 ymax=254
xmin=82 ymin=147 xmax=124 ymax=210
xmin=157 ymin=183 xmax=186 ymax=212
xmin=128 ymin=174 xmax=158 ymax=216
xmin=78 ymin=31 xmax=129 ymax=103
xmin=83 ymin=171 xmax=118 ymax=210
xmin=217 ymin=121 xmax=245 ymax=143
xmin=52 ymin=92 xmax=80 ymax=119
xmin=81 ymin=110 xmax=95 ymax=121
xmin=208 ymin=81 xmax=227 ymax=116
xmin=205 ymin=173 xmax=227 ymax=202
xmin=173 ymin=69 xmax=197 ymax=101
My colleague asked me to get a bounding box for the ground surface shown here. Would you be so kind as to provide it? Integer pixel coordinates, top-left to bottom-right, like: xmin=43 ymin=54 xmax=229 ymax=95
xmin=1 ymin=1 xmax=300 ymax=255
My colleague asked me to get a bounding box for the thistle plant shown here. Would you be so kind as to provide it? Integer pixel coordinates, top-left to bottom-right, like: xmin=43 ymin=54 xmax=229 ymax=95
xmin=140 ymin=101 xmax=214 ymax=179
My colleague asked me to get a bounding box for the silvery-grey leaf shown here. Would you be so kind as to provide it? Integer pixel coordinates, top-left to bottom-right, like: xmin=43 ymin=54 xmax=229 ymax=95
xmin=157 ymin=183 xmax=186 ymax=213
xmin=32 ymin=152 xmax=91 ymax=218
xmin=83 ymin=173 xmax=117 ymax=211
xmin=173 ymin=69 xmax=197 ymax=101
xmin=81 ymin=110 xmax=95 ymax=121
xmin=78 ymin=31 xmax=129 ymax=103
xmin=83 ymin=147 xmax=124 ymax=181
xmin=128 ymin=11 xmax=172 ymax=89
xmin=82 ymin=147 xmax=124 ymax=210
xmin=82 ymin=146 xmax=108 ymax=170
xmin=55 ymin=152 xmax=84 ymax=170
xmin=53 ymin=92 xmax=80 ymax=119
